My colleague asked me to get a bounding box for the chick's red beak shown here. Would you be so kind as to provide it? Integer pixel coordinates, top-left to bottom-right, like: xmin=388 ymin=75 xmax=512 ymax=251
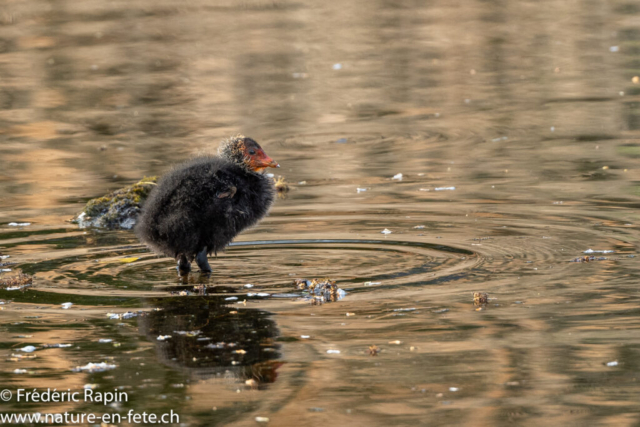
xmin=261 ymin=154 xmax=280 ymax=168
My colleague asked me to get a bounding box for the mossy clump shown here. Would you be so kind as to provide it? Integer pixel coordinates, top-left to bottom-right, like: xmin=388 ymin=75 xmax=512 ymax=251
xmin=75 ymin=177 xmax=157 ymax=229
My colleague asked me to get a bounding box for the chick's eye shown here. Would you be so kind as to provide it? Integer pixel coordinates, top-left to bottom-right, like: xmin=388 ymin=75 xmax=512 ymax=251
xmin=248 ymin=150 xmax=256 ymax=155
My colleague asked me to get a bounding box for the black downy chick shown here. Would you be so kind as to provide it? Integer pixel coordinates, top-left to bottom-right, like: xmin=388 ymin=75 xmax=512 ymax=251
xmin=135 ymin=136 xmax=279 ymax=274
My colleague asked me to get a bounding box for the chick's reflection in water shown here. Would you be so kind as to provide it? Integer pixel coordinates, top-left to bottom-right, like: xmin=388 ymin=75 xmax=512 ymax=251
xmin=140 ymin=297 xmax=282 ymax=387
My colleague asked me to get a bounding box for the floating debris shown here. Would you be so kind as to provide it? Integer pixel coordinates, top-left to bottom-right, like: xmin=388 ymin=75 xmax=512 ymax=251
xmin=42 ymin=343 xmax=72 ymax=348
xmin=272 ymin=175 xmax=290 ymax=193
xmin=244 ymin=284 xmax=254 ymax=288
xmin=326 ymin=349 xmax=341 ymax=354
xmin=9 ymin=353 xmax=37 ymax=361
xmin=0 ymin=273 xmax=32 ymax=290
xmin=106 ymin=311 xmax=139 ymax=320
xmin=19 ymin=346 xmax=37 ymax=353
xmin=255 ymin=417 xmax=270 ymax=423
xmin=61 ymin=302 xmax=73 ymax=309
xmin=7 ymin=222 xmax=31 ymax=227
xmin=173 ymin=330 xmax=202 ymax=337
xmin=388 ymin=340 xmax=402 ymax=345
xmin=357 ymin=188 xmax=367 ymax=193
xmin=301 ymin=335 xmax=310 ymax=339
xmin=435 ymin=187 xmax=456 ymax=191
xmin=381 ymin=228 xmax=392 ymax=234
xmin=157 ymin=335 xmax=171 ymax=341
xmin=363 ymin=281 xmax=381 ymax=286
xmin=72 ymin=362 xmax=117 ymax=373
xmin=571 ymin=256 xmax=607 ymax=263
xmin=368 ymin=345 xmax=380 ymax=356
xmin=73 ymin=176 xmax=157 ymax=229
xmin=393 ymin=308 xmax=417 ymax=312
xmin=332 ymin=63 xmax=342 ymax=70
xmin=13 ymin=369 xmax=28 ymax=374
xmin=119 ymin=257 xmax=139 ymax=263
xmin=606 ymin=360 xmax=619 ymax=367
xmin=433 ymin=308 xmax=449 ymax=314
xmin=449 ymin=387 xmax=459 ymax=392
xmin=98 ymin=339 xmax=113 ymax=343
xmin=0 ymin=255 xmax=9 ymax=260
xmin=473 ymin=292 xmax=489 ymax=305
xmin=392 ymin=173 xmax=403 ymax=181
xmin=225 ymin=297 xmax=238 ymax=301
xmin=294 ymin=278 xmax=346 ymax=304
xmin=413 ymin=225 xmax=426 ymax=229
xmin=584 ymin=249 xmax=615 ymax=254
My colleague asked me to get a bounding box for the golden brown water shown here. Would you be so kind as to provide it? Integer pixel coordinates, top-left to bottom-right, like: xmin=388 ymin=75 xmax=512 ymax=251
xmin=2 ymin=0 xmax=640 ymax=425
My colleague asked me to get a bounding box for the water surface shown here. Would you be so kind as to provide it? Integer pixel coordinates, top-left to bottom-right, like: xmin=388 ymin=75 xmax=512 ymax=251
xmin=2 ymin=0 xmax=640 ymax=426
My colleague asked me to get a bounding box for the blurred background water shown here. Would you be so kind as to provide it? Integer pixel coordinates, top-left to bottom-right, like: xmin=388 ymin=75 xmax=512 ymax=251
xmin=2 ymin=0 xmax=640 ymax=426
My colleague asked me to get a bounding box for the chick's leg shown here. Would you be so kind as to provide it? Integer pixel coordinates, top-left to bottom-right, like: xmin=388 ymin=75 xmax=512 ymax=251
xmin=196 ymin=247 xmax=212 ymax=273
xmin=176 ymin=253 xmax=191 ymax=276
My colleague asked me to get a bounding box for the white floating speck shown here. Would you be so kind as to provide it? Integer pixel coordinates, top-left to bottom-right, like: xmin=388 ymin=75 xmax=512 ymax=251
xmin=449 ymin=387 xmax=459 ymax=392
xmin=8 ymin=222 xmax=31 ymax=227
xmin=550 ymin=126 xmax=555 ymax=132
xmin=1 ymin=269 xmax=11 ymax=272
xmin=364 ymin=281 xmax=381 ymax=286
xmin=435 ymin=187 xmax=456 ymax=191
xmin=332 ymin=63 xmax=342 ymax=70
xmin=327 ymin=349 xmax=341 ymax=354
xmin=256 ymin=293 xmax=270 ymax=297
xmin=584 ymin=249 xmax=615 ymax=254
xmin=13 ymin=369 xmax=27 ymax=374
xmin=0 ymin=255 xmax=9 ymax=260
xmin=225 ymin=297 xmax=238 ymax=301
xmin=243 ymin=284 xmax=254 ymax=288
xmin=157 ymin=335 xmax=172 ymax=341
xmin=381 ymin=228 xmax=392 ymax=234
xmin=98 ymin=339 xmax=113 ymax=343
xmin=606 ymin=360 xmax=618 ymax=367
xmin=357 ymin=188 xmax=367 ymax=193
xmin=392 ymin=173 xmax=403 ymax=181
xmin=72 ymin=362 xmax=117 ymax=373
xmin=609 ymin=46 xmax=619 ymax=52
xmin=61 ymin=302 xmax=73 ymax=309
xmin=255 ymin=417 xmax=270 ymax=423
xmin=107 ymin=311 xmax=138 ymax=320
xmin=414 ymin=225 xmax=425 ymax=229
xmin=301 ymin=335 xmax=310 ymax=339
xmin=19 ymin=346 xmax=36 ymax=353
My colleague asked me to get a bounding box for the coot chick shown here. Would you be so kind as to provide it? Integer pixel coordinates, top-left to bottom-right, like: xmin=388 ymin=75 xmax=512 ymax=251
xmin=135 ymin=136 xmax=279 ymax=275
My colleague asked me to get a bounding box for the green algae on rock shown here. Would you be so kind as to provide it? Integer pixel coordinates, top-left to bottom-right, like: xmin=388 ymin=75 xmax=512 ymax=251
xmin=75 ymin=177 xmax=157 ymax=229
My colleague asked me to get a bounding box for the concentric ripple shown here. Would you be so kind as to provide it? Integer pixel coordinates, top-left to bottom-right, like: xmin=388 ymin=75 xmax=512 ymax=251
xmin=3 ymin=231 xmax=479 ymax=299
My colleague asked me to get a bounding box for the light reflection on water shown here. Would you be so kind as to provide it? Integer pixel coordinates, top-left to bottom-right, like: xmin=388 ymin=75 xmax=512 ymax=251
xmin=2 ymin=0 xmax=640 ymax=425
